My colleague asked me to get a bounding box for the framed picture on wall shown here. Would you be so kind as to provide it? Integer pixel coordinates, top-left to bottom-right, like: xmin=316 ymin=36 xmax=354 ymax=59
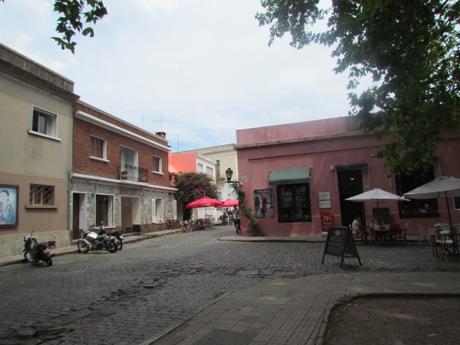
xmin=254 ymin=189 xmax=274 ymax=219
xmin=0 ymin=185 xmax=18 ymax=228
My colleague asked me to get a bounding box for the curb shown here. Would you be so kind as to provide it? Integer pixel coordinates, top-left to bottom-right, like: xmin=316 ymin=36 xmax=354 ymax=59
xmin=138 ymin=290 xmax=235 ymax=345
xmin=0 ymin=229 xmax=183 ymax=268
xmin=313 ymin=292 xmax=460 ymax=345
xmin=218 ymin=236 xmax=325 ymax=243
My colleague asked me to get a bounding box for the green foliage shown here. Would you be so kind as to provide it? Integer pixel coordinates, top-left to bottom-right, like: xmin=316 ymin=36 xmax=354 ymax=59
xmin=231 ymin=183 xmax=264 ymax=236
xmin=257 ymin=0 xmax=460 ymax=174
xmin=175 ymin=172 xmax=218 ymax=205
xmin=1 ymin=0 xmax=108 ymax=53
xmin=52 ymin=0 xmax=107 ymax=53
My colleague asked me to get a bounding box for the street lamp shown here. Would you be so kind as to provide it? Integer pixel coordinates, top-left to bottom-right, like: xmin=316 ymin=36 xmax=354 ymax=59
xmin=225 ymin=168 xmax=233 ymax=183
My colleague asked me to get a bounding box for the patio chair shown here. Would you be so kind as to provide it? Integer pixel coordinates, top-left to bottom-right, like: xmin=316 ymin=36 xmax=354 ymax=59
xmin=349 ymin=224 xmax=368 ymax=244
xmin=430 ymin=228 xmax=457 ymax=259
xmin=391 ymin=223 xmax=407 ymax=245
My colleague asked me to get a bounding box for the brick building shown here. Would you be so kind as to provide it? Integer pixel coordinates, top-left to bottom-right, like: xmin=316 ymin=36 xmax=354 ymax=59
xmin=70 ymin=101 xmax=177 ymax=237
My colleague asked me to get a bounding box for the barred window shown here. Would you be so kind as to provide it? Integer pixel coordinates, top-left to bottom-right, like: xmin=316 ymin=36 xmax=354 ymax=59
xmin=29 ymin=184 xmax=55 ymax=206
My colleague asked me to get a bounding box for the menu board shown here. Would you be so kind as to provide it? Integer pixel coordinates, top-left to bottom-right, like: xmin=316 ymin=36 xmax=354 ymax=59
xmin=321 ymin=226 xmax=361 ymax=266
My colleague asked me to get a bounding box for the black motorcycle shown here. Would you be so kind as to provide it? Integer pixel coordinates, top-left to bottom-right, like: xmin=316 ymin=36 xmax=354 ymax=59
xmin=23 ymin=233 xmax=56 ymax=266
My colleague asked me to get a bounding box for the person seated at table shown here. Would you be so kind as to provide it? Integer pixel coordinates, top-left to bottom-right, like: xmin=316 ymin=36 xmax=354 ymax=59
xmin=351 ymin=215 xmax=362 ymax=235
xmin=368 ymin=217 xmax=381 ymax=230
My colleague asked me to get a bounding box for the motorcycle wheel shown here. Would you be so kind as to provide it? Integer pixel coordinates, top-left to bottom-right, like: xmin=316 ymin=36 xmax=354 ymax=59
xmin=105 ymin=240 xmax=118 ymax=253
xmin=44 ymin=256 xmax=53 ymax=267
xmin=77 ymin=239 xmax=90 ymax=253
xmin=24 ymin=251 xmax=36 ymax=264
xmin=116 ymin=238 xmax=123 ymax=251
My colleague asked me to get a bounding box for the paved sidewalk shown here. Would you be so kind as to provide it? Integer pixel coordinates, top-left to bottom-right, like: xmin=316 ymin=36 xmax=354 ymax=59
xmin=0 ymin=228 xmax=182 ymax=267
xmin=150 ymin=272 xmax=460 ymax=345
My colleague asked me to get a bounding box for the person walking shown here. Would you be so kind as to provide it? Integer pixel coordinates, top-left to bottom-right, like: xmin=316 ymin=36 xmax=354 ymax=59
xmin=233 ymin=206 xmax=241 ymax=235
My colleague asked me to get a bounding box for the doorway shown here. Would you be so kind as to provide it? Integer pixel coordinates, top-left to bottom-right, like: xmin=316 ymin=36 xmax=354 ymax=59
xmin=121 ymin=196 xmax=140 ymax=232
xmin=72 ymin=193 xmax=86 ymax=239
xmin=338 ymin=170 xmax=364 ymax=228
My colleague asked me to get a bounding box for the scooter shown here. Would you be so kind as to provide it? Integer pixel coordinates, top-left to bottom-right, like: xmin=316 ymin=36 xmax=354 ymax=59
xmin=76 ymin=224 xmax=118 ymax=253
xmin=23 ymin=232 xmax=56 ymax=266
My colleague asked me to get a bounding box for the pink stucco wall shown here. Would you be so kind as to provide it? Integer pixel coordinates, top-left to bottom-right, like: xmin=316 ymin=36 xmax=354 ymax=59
xmin=236 ymin=117 xmax=460 ymax=237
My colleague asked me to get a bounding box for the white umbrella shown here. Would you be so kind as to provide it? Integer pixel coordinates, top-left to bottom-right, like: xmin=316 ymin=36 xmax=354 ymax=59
xmin=346 ymin=188 xmax=408 ymax=209
xmin=404 ymin=176 xmax=460 ymax=229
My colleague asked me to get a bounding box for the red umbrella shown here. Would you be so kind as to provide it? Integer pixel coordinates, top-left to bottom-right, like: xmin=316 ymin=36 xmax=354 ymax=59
xmin=220 ymin=199 xmax=239 ymax=207
xmin=186 ymin=197 xmax=222 ymax=209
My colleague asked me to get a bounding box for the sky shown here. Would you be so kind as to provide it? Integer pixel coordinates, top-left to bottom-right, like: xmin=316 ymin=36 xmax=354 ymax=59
xmin=0 ymin=0 xmax=355 ymax=152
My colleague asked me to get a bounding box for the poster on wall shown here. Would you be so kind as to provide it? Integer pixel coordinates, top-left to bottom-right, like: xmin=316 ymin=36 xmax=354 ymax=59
xmin=254 ymin=189 xmax=274 ymax=219
xmin=320 ymin=212 xmax=335 ymax=230
xmin=0 ymin=185 xmax=18 ymax=227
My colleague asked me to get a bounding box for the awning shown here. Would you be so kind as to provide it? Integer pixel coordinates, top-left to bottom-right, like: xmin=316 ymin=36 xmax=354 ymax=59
xmin=268 ymin=167 xmax=311 ymax=185
xmin=335 ymin=163 xmax=368 ymax=172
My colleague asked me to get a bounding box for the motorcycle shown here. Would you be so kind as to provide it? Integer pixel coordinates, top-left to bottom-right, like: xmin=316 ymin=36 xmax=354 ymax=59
xmin=23 ymin=232 xmax=56 ymax=266
xmin=76 ymin=224 xmax=118 ymax=253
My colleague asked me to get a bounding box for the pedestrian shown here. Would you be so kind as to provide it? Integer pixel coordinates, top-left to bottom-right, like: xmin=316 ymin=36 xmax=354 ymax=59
xmin=233 ymin=206 xmax=241 ymax=234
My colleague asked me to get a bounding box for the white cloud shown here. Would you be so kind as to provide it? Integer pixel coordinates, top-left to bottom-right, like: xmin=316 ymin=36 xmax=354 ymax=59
xmin=1 ymin=0 xmax=363 ymax=152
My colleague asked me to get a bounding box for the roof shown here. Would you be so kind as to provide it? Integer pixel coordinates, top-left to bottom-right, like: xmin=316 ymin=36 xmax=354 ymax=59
xmin=236 ymin=116 xmax=363 ymax=148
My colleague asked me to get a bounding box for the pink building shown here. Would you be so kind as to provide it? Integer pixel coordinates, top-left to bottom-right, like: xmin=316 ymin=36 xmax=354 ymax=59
xmin=236 ymin=116 xmax=460 ymax=237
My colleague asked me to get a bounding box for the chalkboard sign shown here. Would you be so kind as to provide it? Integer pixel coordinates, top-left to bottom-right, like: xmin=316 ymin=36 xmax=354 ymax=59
xmin=321 ymin=226 xmax=361 ymax=266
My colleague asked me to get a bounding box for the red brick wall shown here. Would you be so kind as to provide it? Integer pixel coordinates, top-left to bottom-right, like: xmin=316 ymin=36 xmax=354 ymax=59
xmin=76 ymin=102 xmax=167 ymax=145
xmin=73 ymin=117 xmax=170 ymax=188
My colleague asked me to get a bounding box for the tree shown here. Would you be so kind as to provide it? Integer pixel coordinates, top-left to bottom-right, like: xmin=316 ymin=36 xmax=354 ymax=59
xmin=175 ymin=172 xmax=218 ymax=206
xmin=1 ymin=0 xmax=108 ymax=53
xmin=257 ymin=0 xmax=460 ymax=174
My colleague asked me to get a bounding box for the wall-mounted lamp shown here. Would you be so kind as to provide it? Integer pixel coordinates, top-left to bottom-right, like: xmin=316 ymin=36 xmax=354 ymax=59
xmin=225 ymin=167 xmax=240 ymax=186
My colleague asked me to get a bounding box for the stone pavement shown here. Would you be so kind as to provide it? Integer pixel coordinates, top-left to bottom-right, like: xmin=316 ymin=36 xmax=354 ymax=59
xmin=151 ymin=272 xmax=460 ymax=345
xmin=1 ymin=227 xmax=459 ymax=345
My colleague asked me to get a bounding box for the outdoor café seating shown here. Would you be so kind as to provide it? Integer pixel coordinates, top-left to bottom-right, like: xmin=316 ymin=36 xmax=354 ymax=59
xmin=429 ymin=224 xmax=459 ymax=259
xmin=389 ymin=222 xmax=408 ymax=245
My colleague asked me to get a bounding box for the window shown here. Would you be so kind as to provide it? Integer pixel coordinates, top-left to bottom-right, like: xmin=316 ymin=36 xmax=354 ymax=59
xmin=197 ymin=163 xmax=204 ymax=172
xmin=152 ymin=198 xmax=164 ymax=223
xmin=32 ymin=108 xmax=57 ymax=137
xmin=277 ymin=184 xmax=311 ymax=223
xmin=396 ymin=168 xmax=439 ymax=218
xmin=96 ymin=195 xmax=113 ymax=226
xmin=90 ymin=136 xmax=107 ymax=160
xmin=29 ymin=184 xmax=55 ymax=206
xmin=455 ymin=197 xmax=460 ymax=210
xmin=206 ymin=166 xmax=213 ymax=177
xmin=153 ymin=156 xmax=162 ymax=173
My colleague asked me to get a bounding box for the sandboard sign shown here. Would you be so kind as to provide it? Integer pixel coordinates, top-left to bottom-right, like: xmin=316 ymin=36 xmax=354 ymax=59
xmin=321 ymin=226 xmax=362 ymax=267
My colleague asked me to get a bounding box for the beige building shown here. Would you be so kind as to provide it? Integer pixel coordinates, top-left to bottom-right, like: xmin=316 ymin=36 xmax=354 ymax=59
xmin=0 ymin=44 xmax=78 ymax=258
xmin=196 ymin=144 xmax=238 ymax=201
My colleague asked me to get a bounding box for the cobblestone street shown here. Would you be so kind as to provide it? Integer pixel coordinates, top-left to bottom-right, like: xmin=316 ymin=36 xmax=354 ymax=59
xmin=0 ymin=226 xmax=458 ymax=345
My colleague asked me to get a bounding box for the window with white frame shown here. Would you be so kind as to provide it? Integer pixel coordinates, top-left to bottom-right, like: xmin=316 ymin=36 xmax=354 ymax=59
xmin=152 ymin=198 xmax=164 ymax=223
xmin=153 ymin=156 xmax=162 ymax=173
xmin=32 ymin=107 xmax=57 ymax=137
xmin=206 ymin=166 xmax=213 ymax=177
xmin=90 ymin=136 xmax=107 ymax=160
xmin=197 ymin=163 xmax=204 ymax=172
xmin=96 ymin=195 xmax=113 ymax=226
xmin=29 ymin=184 xmax=55 ymax=206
